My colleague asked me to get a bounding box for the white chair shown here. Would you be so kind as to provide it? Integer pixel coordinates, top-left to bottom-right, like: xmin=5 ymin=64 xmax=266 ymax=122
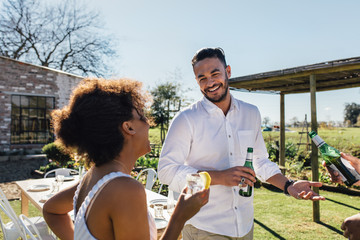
xmin=44 ymin=168 xmax=79 ymax=178
xmin=19 ymin=214 xmax=55 ymax=240
xmin=0 ymin=188 xmax=50 ymax=240
xmin=0 ymin=203 xmax=26 ymax=240
xmin=136 ymin=168 xmax=158 ymax=191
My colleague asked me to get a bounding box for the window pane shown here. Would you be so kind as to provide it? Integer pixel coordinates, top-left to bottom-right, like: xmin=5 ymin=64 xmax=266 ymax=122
xmin=29 ymin=96 xmax=37 ymax=108
xmin=20 ymin=132 xmax=28 ymax=143
xmin=21 ymin=96 xmax=29 ymax=107
xmin=12 ymin=107 xmax=20 ymax=117
xmin=21 ymin=108 xmax=29 ymax=116
xmin=21 ymin=118 xmax=28 ymax=131
xmin=38 ymin=97 xmax=45 ymax=108
xmin=39 ymin=119 xmax=46 ymax=131
xmin=11 ymin=118 xmax=20 ymax=133
xmin=30 ymin=118 xmax=38 ymax=131
xmin=28 ymin=132 xmax=37 ymax=144
xmin=46 ymin=98 xmax=54 ymax=109
xmin=38 ymin=109 xmax=45 ymax=119
xmin=29 ymin=109 xmax=37 ymax=118
xmin=12 ymin=95 xmax=20 ymax=107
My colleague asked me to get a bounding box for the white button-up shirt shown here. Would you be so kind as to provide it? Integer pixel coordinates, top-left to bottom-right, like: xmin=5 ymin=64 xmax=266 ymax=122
xmin=158 ymin=94 xmax=281 ymax=237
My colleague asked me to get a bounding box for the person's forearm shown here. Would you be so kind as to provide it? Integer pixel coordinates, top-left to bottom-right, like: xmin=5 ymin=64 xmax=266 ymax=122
xmin=266 ymin=173 xmax=288 ymax=190
xmin=159 ymin=213 xmax=186 ymax=240
xmin=43 ymin=212 xmax=74 ymax=240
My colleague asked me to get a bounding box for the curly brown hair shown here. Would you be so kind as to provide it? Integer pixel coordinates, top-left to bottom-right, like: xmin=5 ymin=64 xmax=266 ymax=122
xmin=51 ymin=78 xmax=150 ymax=167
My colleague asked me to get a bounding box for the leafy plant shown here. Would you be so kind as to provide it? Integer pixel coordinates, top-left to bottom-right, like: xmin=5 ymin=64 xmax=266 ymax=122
xmin=42 ymin=142 xmax=73 ymax=167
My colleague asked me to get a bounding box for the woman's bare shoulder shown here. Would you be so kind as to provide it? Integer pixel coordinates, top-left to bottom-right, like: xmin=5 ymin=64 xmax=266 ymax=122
xmin=101 ymin=176 xmax=146 ymax=202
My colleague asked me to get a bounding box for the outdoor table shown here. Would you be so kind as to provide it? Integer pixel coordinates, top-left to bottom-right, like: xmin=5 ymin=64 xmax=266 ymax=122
xmin=15 ymin=177 xmax=175 ymax=239
xmin=15 ymin=176 xmax=79 ymax=216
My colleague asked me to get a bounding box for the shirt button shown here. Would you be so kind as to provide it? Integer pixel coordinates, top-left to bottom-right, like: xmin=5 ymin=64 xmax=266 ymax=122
xmin=230 ymin=152 xmax=233 ymax=156
xmin=234 ymin=207 xmax=237 ymax=210
xmin=228 ymin=135 xmax=231 ymax=138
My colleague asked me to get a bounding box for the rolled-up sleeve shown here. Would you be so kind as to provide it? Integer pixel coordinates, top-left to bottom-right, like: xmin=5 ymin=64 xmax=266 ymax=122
xmin=253 ymin=109 xmax=281 ymax=182
xmin=158 ymin=112 xmax=198 ymax=193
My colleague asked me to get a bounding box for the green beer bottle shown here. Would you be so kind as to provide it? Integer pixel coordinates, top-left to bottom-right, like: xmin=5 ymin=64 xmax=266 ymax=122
xmin=309 ymin=131 xmax=359 ymax=186
xmin=239 ymin=147 xmax=254 ymax=197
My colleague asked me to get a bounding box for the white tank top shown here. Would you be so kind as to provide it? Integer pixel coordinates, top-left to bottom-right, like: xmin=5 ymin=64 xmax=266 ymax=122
xmin=73 ymin=171 xmax=157 ymax=240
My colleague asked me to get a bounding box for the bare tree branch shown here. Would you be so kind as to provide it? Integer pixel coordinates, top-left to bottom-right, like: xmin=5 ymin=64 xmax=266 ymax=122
xmin=0 ymin=0 xmax=117 ymax=77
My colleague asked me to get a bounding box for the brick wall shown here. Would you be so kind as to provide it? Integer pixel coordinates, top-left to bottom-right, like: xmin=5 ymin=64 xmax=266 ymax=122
xmin=0 ymin=56 xmax=83 ymax=151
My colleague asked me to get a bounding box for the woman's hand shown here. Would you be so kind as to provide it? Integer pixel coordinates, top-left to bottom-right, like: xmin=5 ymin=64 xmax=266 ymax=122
xmin=172 ymin=187 xmax=210 ymax=223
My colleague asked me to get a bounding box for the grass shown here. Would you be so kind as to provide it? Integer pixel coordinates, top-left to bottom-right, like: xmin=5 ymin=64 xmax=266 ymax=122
xmin=0 ymin=200 xmax=42 ymax=240
xmin=1 ymin=187 xmax=358 ymax=239
xmin=262 ymin=127 xmax=360 ymax=154
xmin=253 ymin=186 xmax=360 ymax=239
xmin=149 ymin=126 xmax=162 ymax=145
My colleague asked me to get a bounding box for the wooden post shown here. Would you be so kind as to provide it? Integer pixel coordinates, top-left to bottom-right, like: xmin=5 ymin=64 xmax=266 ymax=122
xmin=310 ymin=74 xmax=320 ymax=222
xmin=279 ymin=93 xmax=285 ymax=174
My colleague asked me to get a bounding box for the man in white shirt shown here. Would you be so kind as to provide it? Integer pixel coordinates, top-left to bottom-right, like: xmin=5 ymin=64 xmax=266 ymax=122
xmin=158 ymin=47 xmax=325 ymax=239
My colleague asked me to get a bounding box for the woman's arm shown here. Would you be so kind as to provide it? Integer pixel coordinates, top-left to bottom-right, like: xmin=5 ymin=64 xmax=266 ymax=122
xmin=160 ymin=187 xmax=209 ymax=240
xmin=43 ymin=184 xmax=78 ymax=240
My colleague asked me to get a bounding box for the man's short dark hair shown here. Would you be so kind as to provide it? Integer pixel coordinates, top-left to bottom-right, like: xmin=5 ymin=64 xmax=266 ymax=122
xmin=191 ymin=47 xmax=227 ymax=68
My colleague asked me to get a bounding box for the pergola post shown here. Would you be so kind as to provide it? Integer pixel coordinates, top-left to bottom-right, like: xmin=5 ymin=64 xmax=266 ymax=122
xmin=279 ymin=93 xmax=285 ymax=174
xmin=310 ymin=74 xmax=320 ymax=222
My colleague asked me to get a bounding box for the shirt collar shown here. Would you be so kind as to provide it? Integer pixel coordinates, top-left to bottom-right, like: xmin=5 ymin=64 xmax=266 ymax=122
xmin=200 ymin=93 xmax=238 ymax=114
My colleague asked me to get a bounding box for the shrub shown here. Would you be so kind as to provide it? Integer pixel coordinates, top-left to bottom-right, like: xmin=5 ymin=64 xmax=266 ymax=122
xmin=42 ymin=142 xmax=73 ymax=167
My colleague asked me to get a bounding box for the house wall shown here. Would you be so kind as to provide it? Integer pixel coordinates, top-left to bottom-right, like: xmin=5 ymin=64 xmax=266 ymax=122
xmin=0 ymin=56 xmax=82 ymax=151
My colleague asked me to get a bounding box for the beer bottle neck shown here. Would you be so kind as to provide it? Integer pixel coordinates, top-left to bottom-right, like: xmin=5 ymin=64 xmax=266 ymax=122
xmin=312 ymin=135 xmax=325 ymax=148
xmin=246 ymin=152 xmax=253 ymax=162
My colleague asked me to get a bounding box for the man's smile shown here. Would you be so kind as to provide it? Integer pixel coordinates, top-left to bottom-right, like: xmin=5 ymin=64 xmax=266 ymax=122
xmin=207 ymin=84 xmax=221 ymax=93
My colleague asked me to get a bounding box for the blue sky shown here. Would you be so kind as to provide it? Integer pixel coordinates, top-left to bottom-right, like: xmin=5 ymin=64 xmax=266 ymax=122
xmin=89 ymin=0 xmax=360 ymax=124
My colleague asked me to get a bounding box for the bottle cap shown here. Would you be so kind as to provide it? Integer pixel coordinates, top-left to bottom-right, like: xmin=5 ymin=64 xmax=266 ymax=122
xmin=247 ymin=147 xmax=253 ymax=153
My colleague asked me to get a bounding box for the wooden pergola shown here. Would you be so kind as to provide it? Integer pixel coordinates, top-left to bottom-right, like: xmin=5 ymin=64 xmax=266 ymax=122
xmin=229 ymin=56 xmax=360 ymax=222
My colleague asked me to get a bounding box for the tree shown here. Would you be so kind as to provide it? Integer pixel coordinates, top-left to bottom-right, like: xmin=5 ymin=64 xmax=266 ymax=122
xmin=150 ymin=69 xmax=192 ymax=143
xmin=344 ymin=102 xmax=360 ymax=126
xmin=262 ymin=116 xmax=270 ymax=126
xmin=150 ymin=82 xmax=182 ymax=144
xmin=289 ymin=116 xmax=300 ymax=128
xmin=0 ymin=0 xmax=116 ymax=77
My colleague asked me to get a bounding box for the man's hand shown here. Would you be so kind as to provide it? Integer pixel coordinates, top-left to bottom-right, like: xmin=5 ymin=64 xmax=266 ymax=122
xmin=341 ymin=213 xmax=360 ymax=240
xmin=287 ymin=180 xmax=325 ymax=201
xmin=207 ymin=166 xmax=256 ymax=187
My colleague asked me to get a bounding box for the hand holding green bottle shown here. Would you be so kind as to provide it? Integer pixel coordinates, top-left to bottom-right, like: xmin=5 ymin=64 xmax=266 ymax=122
xmin=323 ymin=152 xmax=360 ymax=186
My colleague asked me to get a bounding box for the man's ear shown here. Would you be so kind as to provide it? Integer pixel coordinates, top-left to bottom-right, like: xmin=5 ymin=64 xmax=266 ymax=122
xmin=121 ymin=121 xmax=136 ymax=135
xmin=226 ymin=65 xmax=231 ymax=78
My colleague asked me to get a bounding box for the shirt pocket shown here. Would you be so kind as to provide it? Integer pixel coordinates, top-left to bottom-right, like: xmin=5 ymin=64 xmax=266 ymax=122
xmin=237 ymin=130 xmax=255 ymax=156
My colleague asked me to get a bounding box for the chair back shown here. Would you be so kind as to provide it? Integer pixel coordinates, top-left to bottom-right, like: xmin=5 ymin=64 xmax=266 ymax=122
xmin=19 ymin=214 xmax=41 ymax=240
xmin=0 ymin=188 xmax=26 ymax=239
xmin=136 ymin=168 xmax=158 ymax=190
xmin=44 ymin=168 xmax=79 ymax=178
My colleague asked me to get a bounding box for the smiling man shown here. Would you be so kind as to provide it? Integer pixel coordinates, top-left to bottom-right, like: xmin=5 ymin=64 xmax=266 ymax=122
xmin=158 ymin=47 xmax=325 ymax=240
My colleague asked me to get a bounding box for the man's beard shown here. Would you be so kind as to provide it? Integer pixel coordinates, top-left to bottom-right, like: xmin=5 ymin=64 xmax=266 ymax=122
xmin=201 ymin=77 xmax=229 ymax=103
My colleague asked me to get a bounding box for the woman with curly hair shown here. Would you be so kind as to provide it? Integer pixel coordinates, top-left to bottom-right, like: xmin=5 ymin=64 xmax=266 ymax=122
xmin=43 ymin=78 xmax=209 ymax=240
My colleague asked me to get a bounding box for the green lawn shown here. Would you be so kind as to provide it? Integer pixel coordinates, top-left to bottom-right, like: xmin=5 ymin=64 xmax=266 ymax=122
xmin=262 ymin=127 xmax=360 ymax=153
xmin=253 ymin=186 xmax=359 ymax=239
xmin=1 ymin=187 xmax=358 ymax=240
